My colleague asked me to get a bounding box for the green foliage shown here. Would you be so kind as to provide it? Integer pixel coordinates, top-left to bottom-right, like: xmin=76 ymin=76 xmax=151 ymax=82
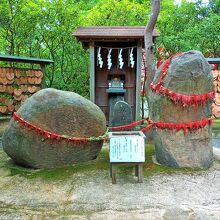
xmin=82 ymin=0 xmax=150 ymax=26
xmin=0 ymin=0 xmax=219 ymax=97
xmin=0 ymin=0 xmax=90 ymax=96
xmin=157 ymin=0 xmax=220 ymax=56
xmin=212 ymin=119 xmax=220 ymax=131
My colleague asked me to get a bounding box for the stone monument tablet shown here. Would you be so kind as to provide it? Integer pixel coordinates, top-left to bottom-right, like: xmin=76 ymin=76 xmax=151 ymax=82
xmin=111 ymin=100 xmax=132 ymax=127
xmin=109 ymin=95 xmax=125 ymax=126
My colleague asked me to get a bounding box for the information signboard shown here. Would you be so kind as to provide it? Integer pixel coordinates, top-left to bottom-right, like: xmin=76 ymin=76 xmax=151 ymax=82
xmin=109 ymin=131 xmax=145 ymax=163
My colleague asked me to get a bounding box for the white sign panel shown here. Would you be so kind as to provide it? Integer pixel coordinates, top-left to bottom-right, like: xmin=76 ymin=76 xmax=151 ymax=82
xmin=109 ymin=134 xmax=145 ymax=163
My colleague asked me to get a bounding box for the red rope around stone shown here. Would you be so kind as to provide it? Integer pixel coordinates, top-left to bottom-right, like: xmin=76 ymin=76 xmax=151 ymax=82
xmin=141 ymin=117 xmax=212 ymax=136
xmin=13 ymin=112 xmax=107 ymax=145
xmin=150 ymin=84 xmax=215 ymax=106
xmin=155 ymin=118 xmax=212 ymax=136
xmin=12 ymin=111 xmax=212 ymax=144
xmin=109 ymin=118 xmax=147 ymax=131
xmin=150 ymin=52 xmax=215 ymax=106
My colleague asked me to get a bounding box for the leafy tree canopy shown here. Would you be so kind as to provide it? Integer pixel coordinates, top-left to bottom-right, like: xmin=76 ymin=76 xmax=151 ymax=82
xmin=0 ymin=0 xmax=219 ymax=97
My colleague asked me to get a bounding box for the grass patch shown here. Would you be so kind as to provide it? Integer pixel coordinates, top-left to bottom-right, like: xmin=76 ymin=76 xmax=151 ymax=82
xmin=212 ymin=119 xmax=220 ymax=131
xmin=2 ymin=143 xmax=203 ymax=181
xmin=4 ymin=148 xmax=110 ymax=181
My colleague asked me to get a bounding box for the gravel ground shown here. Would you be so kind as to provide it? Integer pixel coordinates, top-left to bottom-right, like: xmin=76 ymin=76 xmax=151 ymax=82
xmin=0 ymin=147 xmax=220 ymax=220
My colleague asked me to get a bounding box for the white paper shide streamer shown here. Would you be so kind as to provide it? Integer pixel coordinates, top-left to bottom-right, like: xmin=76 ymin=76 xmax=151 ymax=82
xmin=96 ymin=47 xmax=135 ymax=69
xmin=118 ymin=49 xmax=124 ymax=69
xmin=97 ymin=47 xmax=103 ymax=68
xmin=107 ymin=49 xmax=112 ymax=70
xmin=129 ymin=48 xmax=135 ymax=68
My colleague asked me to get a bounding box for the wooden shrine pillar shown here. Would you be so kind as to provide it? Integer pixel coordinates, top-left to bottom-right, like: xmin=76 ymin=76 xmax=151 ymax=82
xmin=40 ymin=64 xmax=46 ymax=88
xmin=135 ymin=40 xmax=142 ymax=121
xmin=89 ymin=41 xmax=95 ymax=102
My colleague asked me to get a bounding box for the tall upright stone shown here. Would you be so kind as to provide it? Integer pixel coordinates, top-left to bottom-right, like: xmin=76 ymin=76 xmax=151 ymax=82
xmin=149 ymin=51 xmax=213 ymax=168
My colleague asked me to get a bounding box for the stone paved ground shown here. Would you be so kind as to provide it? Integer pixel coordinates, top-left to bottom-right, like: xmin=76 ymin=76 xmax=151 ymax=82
xmin=0 ymin=145 xmax=220 ymax=220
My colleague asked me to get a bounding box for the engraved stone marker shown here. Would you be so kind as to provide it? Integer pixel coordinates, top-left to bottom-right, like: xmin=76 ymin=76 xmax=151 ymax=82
xmin=109 ymin=96 xmax=124 ymax=126
xmin=111 ymin=100 xmax=132 ymax=127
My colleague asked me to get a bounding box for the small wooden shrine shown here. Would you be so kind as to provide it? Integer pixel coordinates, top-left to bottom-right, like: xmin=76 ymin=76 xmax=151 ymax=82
xmin=0 ymin=54 xmax=53 ymax=115
xmin=73 ymin=26 xmax=158 ymax=125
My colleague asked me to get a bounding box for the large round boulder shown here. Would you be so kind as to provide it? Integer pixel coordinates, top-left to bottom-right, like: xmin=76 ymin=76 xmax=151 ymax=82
xmin=2 ymin=88 xmax=106 ymax=168
xmin=149 ymin=51 xmax=213 ymax=168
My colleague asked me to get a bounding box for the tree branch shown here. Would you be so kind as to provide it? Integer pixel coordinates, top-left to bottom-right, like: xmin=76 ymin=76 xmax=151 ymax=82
xmin=144 ymin=0 xmax=160 ymax=93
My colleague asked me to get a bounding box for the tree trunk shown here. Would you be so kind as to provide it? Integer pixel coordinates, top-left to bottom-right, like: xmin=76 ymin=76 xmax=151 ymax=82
xmin=144 ymin=0 xmax=160 ymax=95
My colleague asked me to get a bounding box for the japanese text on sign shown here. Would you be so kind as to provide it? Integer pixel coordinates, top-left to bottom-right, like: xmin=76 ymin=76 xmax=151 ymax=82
xmin=109 ymin=135 xmax=145 ymax=162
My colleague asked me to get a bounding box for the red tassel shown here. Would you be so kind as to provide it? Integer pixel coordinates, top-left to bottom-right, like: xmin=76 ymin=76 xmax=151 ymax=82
xmin=183 ymin=127 xmax=187 ymax=136
xmin=45 ymin=131 xmax=51 ymax=139
xmin=75 ymin=138 xmax=81 ymax=144
xmin=66 ymin=138 xmax=71 ymax=144
xmin=50 ymin=134 xmax=56 ymax=145
xmin=56 ymin=135 xmax=62 ymax=144
xmin=27 ymin=123 xmax=33 ymax=130
xmin=40 ymin=129 xmax=45 ymax=137
xmin=36 ymin=128 xmax=40 ymax=136
xmin=72 ymin=138 xmax=81 ymax=144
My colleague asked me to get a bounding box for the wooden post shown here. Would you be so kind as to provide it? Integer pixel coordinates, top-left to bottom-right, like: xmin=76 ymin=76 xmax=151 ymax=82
xmin=135 ymin=164 xmax=138 ymax=177
xmin=137 ymin=163 xmax=143 ymax=183
xmin=111 ymin=164 xmax=116 ymax=184
xmin=110 ymin=163 xmax=112 ymax=178
xmin=135 ymin=40 xmax=142 ymax=120
xmin=40 ymin=64 xmax=46 ymax=89
xmin=89 ymin=41 xmax=95 ymax=103
xmin=110 ymin=163 xmax=143 ymax=184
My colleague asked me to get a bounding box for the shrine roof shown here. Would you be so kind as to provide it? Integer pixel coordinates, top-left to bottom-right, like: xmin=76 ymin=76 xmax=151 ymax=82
xmin=73 ymin=26 xmax=159 ymax=44
xmin=0 ymin=54 xmax=54 ymax=65
xmin=206 ymin=58 xmax=220 ymax=64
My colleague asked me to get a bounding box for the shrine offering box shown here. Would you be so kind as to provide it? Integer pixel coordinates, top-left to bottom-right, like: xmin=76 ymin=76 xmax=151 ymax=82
xmin=109 ymin=131 xmax=146 ymax=163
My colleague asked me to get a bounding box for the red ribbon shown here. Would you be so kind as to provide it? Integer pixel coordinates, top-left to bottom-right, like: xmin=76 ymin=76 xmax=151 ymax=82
xmin=12 ymin=112 xmax=100 ymax=145
xmin=12 ymin=112 xmax=212 ymax=144
xmin=150 ymin=83 xmax=215 ymax=106
xmin=154 ymin=118 xmax=212 ymax=136
xmin=151 ymin=52 xmax=214 ymax=107
xmin=141 ymin=123 xmax=154 ymax=133
xmin=110 ymin=118 xmax=147 ymax=131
